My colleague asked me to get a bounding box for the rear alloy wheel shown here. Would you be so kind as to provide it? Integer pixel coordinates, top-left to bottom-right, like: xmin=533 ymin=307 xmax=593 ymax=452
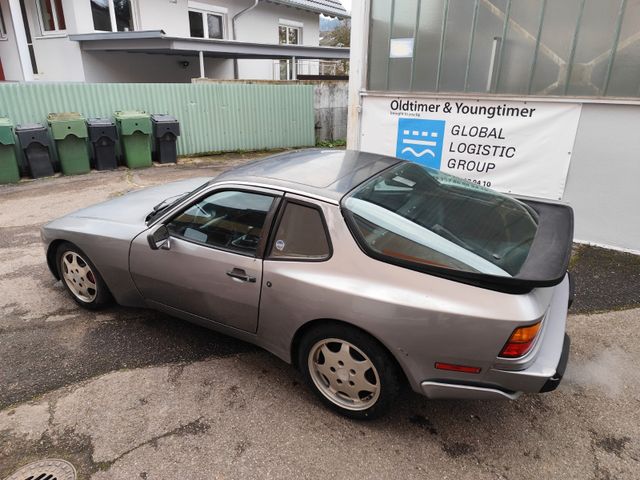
xmin=299 ymin=324 xmax=400 ymax=419
xmin=56 ymin=243 xmax=111 ymax=310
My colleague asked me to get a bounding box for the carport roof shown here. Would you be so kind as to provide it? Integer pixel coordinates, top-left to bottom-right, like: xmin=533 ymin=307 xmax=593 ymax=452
xmin=69 ymin=31 xmax=350 ymax=60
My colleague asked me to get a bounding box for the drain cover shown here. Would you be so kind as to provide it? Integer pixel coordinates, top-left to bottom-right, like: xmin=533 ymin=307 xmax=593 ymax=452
xmin=4 ymin=459 xmax=76 ymax=480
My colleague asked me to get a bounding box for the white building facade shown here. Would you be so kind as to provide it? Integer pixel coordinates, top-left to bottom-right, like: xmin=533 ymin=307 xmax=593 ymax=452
xmin=0 ymin=0 xmax=348 ymax=82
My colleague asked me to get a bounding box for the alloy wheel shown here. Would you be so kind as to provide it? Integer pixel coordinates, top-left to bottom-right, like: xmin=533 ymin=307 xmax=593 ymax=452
xmin=61 ymin=251 xmax=97 ymax=303
xmin=308 ymin=338 xmax=381 ymax=411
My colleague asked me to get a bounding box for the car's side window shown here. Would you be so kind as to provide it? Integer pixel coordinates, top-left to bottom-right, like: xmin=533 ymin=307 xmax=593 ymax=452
xmin=269 ymin=202 xmax=331 ymax=260
xmin=167 ymin=190 xmax=274 ymax=255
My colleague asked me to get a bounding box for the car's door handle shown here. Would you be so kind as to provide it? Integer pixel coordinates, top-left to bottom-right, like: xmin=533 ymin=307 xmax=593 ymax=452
xmin=226 ymin=268 xmax=256 ymax=283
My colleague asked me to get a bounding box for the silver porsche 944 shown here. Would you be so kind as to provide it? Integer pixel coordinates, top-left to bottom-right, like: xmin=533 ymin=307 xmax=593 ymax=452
xmin=41 ymin=149 xmax=573 ymax=419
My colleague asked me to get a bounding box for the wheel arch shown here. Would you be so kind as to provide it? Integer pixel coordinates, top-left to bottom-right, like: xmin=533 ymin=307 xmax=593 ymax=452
xmin=290 ymin=318 xmax=409 ymax=385
xmin=46 ymin=239 xmax=66 ymax=280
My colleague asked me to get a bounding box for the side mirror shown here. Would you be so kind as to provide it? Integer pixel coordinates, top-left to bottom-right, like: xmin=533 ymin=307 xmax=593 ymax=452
xmin=147 ymin=224 xmax=170 ymax=250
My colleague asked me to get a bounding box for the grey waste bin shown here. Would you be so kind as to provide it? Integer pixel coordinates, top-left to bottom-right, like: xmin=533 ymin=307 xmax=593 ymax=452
xmin=15 ymin=123 xmax=54 ymax=179
xmin=87 ymin=118 xmax=118 ymax=171
xmin=151 ymin=114 xmax=180 ymax=164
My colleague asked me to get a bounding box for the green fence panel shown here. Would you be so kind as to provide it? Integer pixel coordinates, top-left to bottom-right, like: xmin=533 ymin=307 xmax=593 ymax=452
xmin=0 ymin=83 xmax=315 ymax=156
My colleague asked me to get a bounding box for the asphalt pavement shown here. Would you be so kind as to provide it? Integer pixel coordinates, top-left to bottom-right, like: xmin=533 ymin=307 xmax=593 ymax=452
xmin=1 ymin=153 xmax=639 ymax=480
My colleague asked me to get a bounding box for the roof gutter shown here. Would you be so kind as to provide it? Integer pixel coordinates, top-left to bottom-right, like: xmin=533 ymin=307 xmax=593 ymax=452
xmin=232 ymin=0 xmax=260 ymax=79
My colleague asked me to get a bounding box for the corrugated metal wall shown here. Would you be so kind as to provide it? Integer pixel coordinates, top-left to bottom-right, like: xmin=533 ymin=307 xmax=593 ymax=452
xmin=0 ymin=83 xmax=315 ymax=154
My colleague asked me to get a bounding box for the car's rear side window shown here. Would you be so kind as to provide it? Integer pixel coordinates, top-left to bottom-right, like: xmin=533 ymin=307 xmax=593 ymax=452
xmin=343 ymin=163 xmax=538 ymax=277
xmin=269 ymin=202 xmax=331 ymax=260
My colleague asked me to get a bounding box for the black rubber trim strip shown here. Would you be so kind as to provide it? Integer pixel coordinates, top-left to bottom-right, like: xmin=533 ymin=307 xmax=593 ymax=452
xmin=540 ymin=333 xmax=571 ymax=393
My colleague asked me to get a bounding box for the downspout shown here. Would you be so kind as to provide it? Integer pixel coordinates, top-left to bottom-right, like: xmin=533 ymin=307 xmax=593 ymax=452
xmin=232 ymin=0 xmax=260 ymax=79
xmin=8 ymin=0 xmax=34 ymax=81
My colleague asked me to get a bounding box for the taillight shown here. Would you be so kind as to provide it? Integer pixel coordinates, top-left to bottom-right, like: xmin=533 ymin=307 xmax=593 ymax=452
xmin=499 ymin=322 xmax=542 ymax=358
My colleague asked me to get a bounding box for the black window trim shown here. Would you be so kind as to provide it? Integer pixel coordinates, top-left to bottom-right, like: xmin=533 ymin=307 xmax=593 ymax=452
xmin=161 ymin=185 xmax=283 ymax=259
xmin=265 ymin=195 xmax=334 ymax=263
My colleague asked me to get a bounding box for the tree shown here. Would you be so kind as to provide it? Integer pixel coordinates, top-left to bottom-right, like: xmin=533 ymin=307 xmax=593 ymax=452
xmin=320 ymin=19 xmax=350 ymax=75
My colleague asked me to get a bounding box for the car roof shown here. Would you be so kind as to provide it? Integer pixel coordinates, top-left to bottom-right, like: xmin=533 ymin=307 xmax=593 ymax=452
xmin=212 ymin=149 xmax=402 ymax=203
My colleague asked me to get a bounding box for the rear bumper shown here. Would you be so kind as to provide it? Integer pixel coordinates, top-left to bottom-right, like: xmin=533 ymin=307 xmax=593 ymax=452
xmin=419 ymin=276 xmax=571 ymax=400
xmin=420 ymin=333 xmax=570 ymax=399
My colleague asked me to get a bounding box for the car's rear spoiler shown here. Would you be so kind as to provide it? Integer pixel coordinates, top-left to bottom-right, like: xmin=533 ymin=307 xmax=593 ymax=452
xmin=513 ymin=200 xmax=574 ymax=287
xmin=343 ymin=199 xmax=574 ymax=294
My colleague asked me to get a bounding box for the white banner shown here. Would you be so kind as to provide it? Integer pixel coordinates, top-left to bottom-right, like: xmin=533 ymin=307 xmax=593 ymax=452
xmin=360 ymin=96 xmax=582 ymax=200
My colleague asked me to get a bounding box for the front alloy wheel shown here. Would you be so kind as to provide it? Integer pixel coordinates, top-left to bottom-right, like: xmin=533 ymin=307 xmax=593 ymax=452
xmin=299 ymin=324 xmax=401 ymax=419
xmin=61 ymin=251 xmax=97 ymax=303
xmin=56 ymin=242 xmax=111 ymax=310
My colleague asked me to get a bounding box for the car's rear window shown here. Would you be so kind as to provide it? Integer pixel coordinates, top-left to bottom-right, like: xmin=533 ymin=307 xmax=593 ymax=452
xmin=343 ymin=163 xmax=538 ymax=277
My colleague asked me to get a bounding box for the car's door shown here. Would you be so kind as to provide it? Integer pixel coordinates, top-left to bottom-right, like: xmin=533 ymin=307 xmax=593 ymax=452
xmin=129 ymin=186 xmax=281 ymax=333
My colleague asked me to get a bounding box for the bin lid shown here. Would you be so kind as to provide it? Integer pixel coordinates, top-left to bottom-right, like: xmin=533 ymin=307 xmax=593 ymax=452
xmin=15 ymin=123 xmax=46 ymax=132
xmin=114 ymin=110 xmax=150 ymax=120
xmin=0 ymin=117 xmax=15 ymax=145
xmin=87 ymin=117 xmax=116 ymax=126
xmin=151 ymin=114 xmax=178 ymax=123
xmin=48 ymin=112 xmax=85 ymax=122
xmin=48 ymin=112 xmax=89 ymax=140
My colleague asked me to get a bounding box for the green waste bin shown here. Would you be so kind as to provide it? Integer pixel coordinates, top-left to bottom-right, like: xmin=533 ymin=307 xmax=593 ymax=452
xmin=48 ymin=112 xmax=90 ymax=175
xmin=0 ymin=118 xmax=20 ymax=184
xmin=114 ymin=111 xmax=152 ymax=169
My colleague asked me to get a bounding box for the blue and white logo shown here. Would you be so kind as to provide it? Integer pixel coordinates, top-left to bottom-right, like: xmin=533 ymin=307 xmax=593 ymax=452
xmin=396 ymin=118 xmax=446 ymax=169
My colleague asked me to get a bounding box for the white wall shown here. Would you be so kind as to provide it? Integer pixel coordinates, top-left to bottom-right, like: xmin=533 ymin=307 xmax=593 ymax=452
xmin=562 ymin=103 xmax=640 ymax=253
xmin=82 ymin=51 xmax=200 ymax=82
xmin=0 ymin=0 xmax=25 ymax=81
xmin=136 ymin=0 xmax=190 ymax=36
xmin=22 ymin=0 xmax=86 ymax=81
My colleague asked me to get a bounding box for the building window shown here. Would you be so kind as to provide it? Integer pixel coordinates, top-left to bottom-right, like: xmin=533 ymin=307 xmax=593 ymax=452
xmin=189 ymin=10 xmax=224 ymax=39
xmin=278 ymin=24 xmax=302 ymax=80
xmin=368 ymin=0 xmax=640 ymax=99
xmin=37 ymin=0 xmax=66 ymax=33
xmin=279 ymin=25 xmax=301 ymax=45
xmin=91 ymin=0 xmax=134 ymax=32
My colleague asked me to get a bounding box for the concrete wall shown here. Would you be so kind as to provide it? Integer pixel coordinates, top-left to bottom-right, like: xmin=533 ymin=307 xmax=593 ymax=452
xmin=0 ymin=0 xmax=25 ymax=81
xmin=313 ymin=80 xmax=347 ymax=141
xmin=562 ymin=103 xmax=640 ymax=252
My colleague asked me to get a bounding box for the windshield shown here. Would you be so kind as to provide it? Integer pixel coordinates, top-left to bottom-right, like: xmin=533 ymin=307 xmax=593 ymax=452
xmin=145 ymin=180 xmax=211 ymax=224
xmin=343 ymin=163 xmax=538 ymax=277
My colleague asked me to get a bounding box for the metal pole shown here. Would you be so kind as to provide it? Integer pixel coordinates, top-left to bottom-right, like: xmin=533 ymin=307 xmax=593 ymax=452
xmin=435 ymin=0 xmax=450 ymax=92
xmin=563 ymin=0 xmax=586 ymax=95
xmin=108 ymin=0 xmax=118 ymax=32
xmin=292 ymin=56 xmax=297 ymax=80
xmin=409 ymin=0 xmax=422 ymax=91
xmin=527 ymin=0 xmax=547 ymax=94
xmin=464 ymin=0 xmax=480 ymax=92
xmin=385 ymin=0 xmax=396 ymax=90
xmin=486 ymin=37 xmax=501 ymax=92
xmin=603 ymin=0 xmax=627 ymax=96
xmin=493 ymin=0 xmax=512 ymax=92
xmin=199 ymin=51 xmax=205 ymax=78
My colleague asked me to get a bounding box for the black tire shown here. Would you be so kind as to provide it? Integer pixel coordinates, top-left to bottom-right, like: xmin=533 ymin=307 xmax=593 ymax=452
xmin=55 ymin=242 xmax=112 ymax=310
xmin=298 ymin=323 xmax=401 ymax=420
